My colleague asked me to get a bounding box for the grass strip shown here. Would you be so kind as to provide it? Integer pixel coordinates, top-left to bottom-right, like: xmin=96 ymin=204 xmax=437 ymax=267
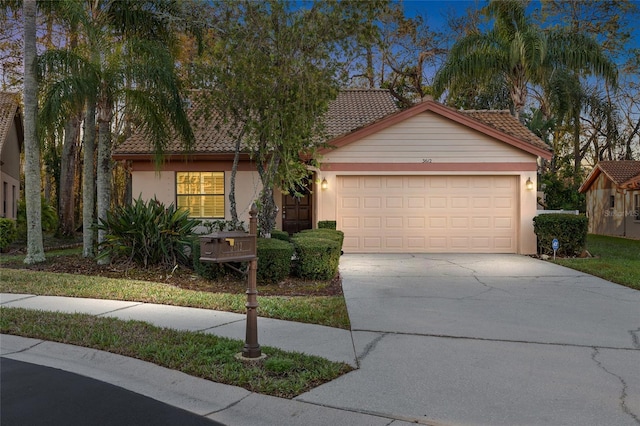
xmin=0 ymin=307 xmax=352 ymax=399
xmin=0 ymin=269 xmax=350 ymax=329
xmin=554 ymin=234 xmax=640 ymax=290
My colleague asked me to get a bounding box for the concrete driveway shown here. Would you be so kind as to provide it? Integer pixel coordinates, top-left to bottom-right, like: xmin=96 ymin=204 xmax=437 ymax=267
xmin=296 ymin=254 xmax=640 ymax=426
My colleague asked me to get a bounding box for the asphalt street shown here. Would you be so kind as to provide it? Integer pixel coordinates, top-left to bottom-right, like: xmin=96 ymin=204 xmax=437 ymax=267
xmin=1 ymin=358 xmax=226 ymax=426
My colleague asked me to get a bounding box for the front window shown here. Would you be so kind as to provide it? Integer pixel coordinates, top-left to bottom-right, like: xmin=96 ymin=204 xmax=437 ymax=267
xmin=176 ymin=172 xmax=225 ymax=218
xmin=635 ymin=194 xmax=640 ymax=221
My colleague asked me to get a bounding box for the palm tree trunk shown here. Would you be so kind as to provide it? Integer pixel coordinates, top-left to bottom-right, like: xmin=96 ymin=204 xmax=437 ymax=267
xmin=96 ymin=108 xmax=112 ymax=264
xmin=58 ymin=113 xmax=81 ymax=236
xmin=82 ymin=102 xmax=96 ymax=257
xmin=23 ymin=0 xmax=45 ymax=264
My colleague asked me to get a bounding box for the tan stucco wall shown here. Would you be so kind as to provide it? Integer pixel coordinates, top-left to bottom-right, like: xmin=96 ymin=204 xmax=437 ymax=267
xmin=585 ymin=174 xmax=640 ymax=238
xmin=322 ymin=111 xmax=534 ymax=164
xmin=1 ymin=119 xmax=21 ymax=219
xmin=130 ymin=168 xmax=283 ymax=230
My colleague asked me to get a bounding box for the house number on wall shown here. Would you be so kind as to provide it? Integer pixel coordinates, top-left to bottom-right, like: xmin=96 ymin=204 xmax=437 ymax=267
xmin=422 ymin=158 xmax=433 ymax=163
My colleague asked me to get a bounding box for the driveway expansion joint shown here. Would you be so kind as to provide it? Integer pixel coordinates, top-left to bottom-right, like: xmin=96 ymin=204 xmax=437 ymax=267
xmin=351 ymin=328 xmax=640 ymax=351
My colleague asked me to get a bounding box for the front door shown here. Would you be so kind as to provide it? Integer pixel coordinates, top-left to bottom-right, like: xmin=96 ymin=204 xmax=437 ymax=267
xmin=282 ymin=181 xmax=312 ymax=235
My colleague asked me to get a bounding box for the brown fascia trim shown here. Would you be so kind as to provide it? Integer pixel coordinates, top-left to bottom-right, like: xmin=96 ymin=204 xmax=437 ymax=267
xmin=622 ymin=175 xmax=640 ymax=190
xmin=579 ymin=165 xmax=605 ymax=193
xmin=112 ymin=152 xmax=250 ymax=162
xmin=318 ymin=100 xmax=553 ymax=161
xmin=320 ymin=162 xmax=538 ymax=172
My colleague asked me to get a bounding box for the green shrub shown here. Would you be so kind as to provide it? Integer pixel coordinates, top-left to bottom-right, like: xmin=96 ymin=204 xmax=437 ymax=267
xmin=291 ymin=235 xmax=340 ymax=280
xmin=96 ymin=197 xmax=199 ymax=268
xmin=190 ymin=237 xmax=226 ymax=280
xmin=16 ymin=197 xmax=58 ymax=238
xmin=533 ymin=213 xmax=588 ymax=257
xmin=270 ymin=229 xmax=290 ymax=242
xmin=200 ymin=219 xmax=246 ymax=233
xmin=0 ymin=218 xmax=17 ymax=251
xmin=299 ymin=228 xmax=344 ymax=248
xmin=317 ymin=220 xmax=337 ymax=230
xmin=257 ymin=237 xmax=293 ymax=284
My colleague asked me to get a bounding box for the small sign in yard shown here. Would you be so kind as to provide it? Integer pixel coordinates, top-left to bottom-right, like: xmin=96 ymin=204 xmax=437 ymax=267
xmin=552 ymin=239 xmax=559 ymax=260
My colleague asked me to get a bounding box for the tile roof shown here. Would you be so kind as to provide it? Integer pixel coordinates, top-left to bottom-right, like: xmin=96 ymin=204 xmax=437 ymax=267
xmin=579 ymin=160 xmax=640 ymax=192
xmin=114 ymin=89 xmax=548 ymax=158
xmin=323 ymin=89 xmax=400 ymax=140
xmin=115 ymin=89 xmax=399 ymax=156
xmin=597 ymin=160 xmax=640 ymax=186
xmin=458 ymin=110 xmax=550 ymax=152
xmin=0 ymin=92 xmax=20 ymax=154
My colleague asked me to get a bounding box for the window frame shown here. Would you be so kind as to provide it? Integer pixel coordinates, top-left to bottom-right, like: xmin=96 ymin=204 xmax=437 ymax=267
xmin=175 ymin=171 xmax=225 ymax=219
xmin=634 ymin=193 xmax=640 ymax=222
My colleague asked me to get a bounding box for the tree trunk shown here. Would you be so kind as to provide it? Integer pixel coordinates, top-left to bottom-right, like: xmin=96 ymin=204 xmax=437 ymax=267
xmin=229 ymin=128 xmax=245 ymax=229
xmin=255 ymin=152 xmax=280 ymax=238
xmin=23 ymin=0 xmax=45 ymax=264
xmin=58 ymin=113 xmax=81 ymax=236
xmin=82 ymin=102 xmax=96 ymax=257
xmin=96 ymin=107 xmax=112 ymax=264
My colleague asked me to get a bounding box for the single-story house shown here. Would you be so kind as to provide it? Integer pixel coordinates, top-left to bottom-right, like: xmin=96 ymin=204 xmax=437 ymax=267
xmin=0 ymin=92 xmax=23 ymax=220
xmin=114 ymin=89 xmax=552 ymax=254
xmin=579 ymin=160 xmax=640 ymax=239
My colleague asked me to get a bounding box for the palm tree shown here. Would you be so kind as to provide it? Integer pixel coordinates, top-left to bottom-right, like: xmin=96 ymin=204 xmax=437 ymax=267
xmin=433 ymin=0 xmax=617 ymax=121
xmin=37 ymin=0 xmax=194 ymax=261
xmin=22 ymin=0 xmax=45 ymax=264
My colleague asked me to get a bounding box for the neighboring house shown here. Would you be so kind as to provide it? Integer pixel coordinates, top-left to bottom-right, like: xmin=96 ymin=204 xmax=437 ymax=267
xmin=0 ymin=92 xmax=23 ymax=220
xmin=114 ymin=89 xmax=552 ymax=254
xmin=579 ymin=160 xmax=640 ymax=239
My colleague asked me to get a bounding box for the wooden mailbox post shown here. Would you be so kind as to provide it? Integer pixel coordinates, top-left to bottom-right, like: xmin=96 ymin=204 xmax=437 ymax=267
xmin=199 ymin=204 xmax=261 ymax=359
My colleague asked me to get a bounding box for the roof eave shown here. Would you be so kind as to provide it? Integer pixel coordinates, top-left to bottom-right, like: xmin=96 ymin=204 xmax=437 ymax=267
xmin=112 ymin=152 xmax=248 ymax=162
xmin=319 ymin=100 xmax=552 ymax=160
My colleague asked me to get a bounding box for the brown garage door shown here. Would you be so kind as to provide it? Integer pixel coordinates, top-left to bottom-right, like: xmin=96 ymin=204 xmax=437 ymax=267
xmin=337 ymin=175 xmax=518 ymax=253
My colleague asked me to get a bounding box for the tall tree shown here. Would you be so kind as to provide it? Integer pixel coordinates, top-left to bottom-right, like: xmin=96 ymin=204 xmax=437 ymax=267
xmin=203 ymin=1 xmax=382 ymax=236
xmin=22 ymin=0 xmax=45 ymax=264
xmin=433 ymin=0 xmax=617 ymax=121
xmin=37 ymin=0 xmax=194 ymax=261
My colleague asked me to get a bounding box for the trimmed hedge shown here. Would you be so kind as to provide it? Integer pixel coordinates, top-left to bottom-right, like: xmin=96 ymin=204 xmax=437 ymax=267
xmin=270 ymin=229 xmax=290 ymax=242
xmin=0 ymin=218 xmax=17 ymax=251
xmin=291 ymin=234 xmax=341 ymax=280
xmin=317 ymin=220 xmax=337 ymax=230
xmin=257 ymin=237 xmax=294 ymax=284
xmin=533 ymin=213 xmax=588 ymax=257
xmin=299 ymin=228 xmax=344 ymax=248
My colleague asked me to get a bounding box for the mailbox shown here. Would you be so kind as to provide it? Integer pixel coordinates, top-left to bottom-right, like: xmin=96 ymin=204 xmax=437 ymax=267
xmin=199 ymin=231 xmax=257 ymax=263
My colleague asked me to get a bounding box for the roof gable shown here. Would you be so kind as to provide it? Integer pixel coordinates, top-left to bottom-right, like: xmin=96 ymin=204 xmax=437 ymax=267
xmin=0 ymin=92 xmax=22 ymax=155
xmin=319 ymin=99 xmax=552 ymax=160
xmin=579 ymin=160 xmax=640 ymax=192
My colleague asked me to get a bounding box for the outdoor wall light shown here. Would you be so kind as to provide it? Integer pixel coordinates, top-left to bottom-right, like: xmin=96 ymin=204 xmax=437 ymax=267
xmin=526 ymin=177 xmax=534 ymax=191
xmin=321 ymin=178 xmax=328 ymax=190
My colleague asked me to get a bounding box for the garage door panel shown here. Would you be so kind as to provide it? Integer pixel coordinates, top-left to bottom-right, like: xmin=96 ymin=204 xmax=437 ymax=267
xmin=337 ymin=176 xmax=518 ymax=253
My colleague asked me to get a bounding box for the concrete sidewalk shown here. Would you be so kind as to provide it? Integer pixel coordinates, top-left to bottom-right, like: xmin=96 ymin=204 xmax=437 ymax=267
xmin=1 ymin=294 xmax=405 ymax=426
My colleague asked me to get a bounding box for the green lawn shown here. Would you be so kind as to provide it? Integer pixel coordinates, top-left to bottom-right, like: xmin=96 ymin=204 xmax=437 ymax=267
xmin=0 ymin=268 xmax=350 ymax=329
xmin=0 ymin=307 xmax=352 ymax=398
xmin=555 ymin=234 xmax=640 ymax=290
